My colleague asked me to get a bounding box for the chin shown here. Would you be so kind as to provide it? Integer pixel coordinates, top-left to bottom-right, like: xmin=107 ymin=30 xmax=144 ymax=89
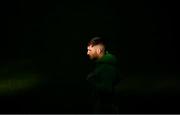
xmin=89 ymin=57 xmax=94 ymax=60
xmin=89 ymin=56 xmax=95 ymax=60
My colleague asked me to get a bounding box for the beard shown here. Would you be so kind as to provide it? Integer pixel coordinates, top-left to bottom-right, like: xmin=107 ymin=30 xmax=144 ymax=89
xmin=88 ymin=52 xmax=98 ymax=60
xmin=89 ymin=55 xmax=94 ymax=60
xmin=88 ymin=55 xmax=98 ymax=61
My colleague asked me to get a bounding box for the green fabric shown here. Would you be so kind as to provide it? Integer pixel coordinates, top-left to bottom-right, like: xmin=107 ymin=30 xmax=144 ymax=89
xmin=96 ymin=52 xmax=117 ymax=65
xmin=87 ymin=52 xmax=119 ymax=93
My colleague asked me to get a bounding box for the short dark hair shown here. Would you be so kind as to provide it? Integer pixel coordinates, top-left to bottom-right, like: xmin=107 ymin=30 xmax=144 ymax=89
xmin=88 ymin=37 xmax=106 ymax=47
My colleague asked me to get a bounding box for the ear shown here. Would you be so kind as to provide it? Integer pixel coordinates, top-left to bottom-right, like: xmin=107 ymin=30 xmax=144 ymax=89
xmin=97 ymin=48 xmax=101 ymax=54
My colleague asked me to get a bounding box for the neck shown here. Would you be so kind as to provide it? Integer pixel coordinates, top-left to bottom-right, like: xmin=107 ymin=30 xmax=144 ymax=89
xmin=97 ymin=52 xmax=105 ymax=60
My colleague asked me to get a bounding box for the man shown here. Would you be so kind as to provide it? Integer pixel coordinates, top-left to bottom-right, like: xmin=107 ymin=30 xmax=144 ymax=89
xmin=86 ymin=37 xmax=119 ymax=113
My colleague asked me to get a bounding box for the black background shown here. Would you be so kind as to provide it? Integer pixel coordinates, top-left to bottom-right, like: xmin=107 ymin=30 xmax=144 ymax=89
xmin=0 ymin=0 xmax=179 ymax=113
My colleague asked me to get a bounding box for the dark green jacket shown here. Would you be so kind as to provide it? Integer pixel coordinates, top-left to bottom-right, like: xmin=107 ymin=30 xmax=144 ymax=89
xmin=87 ymin=52 xmax=119 ymax=94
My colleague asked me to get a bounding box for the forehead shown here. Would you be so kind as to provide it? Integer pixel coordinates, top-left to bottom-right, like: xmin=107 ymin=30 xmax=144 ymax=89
xmin=87 ymin=44 xmax=93 ymax=48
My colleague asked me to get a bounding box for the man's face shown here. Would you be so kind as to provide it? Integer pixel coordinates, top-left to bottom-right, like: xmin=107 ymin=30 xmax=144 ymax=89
xmin=87 ymin=45 xmax=98 ymax=60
